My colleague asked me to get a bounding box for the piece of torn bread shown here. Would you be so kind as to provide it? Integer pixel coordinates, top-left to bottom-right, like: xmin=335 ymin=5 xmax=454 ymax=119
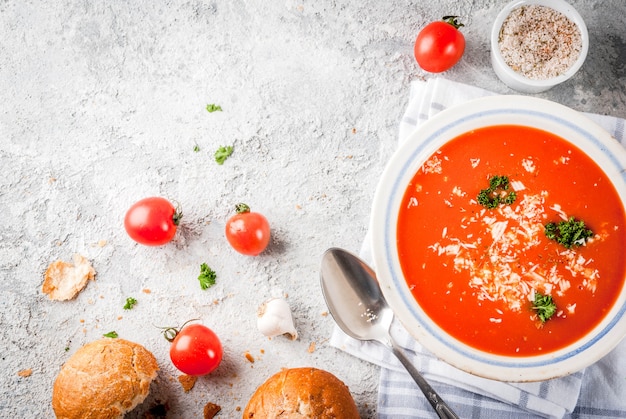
xmin=42 ymin=254 xmax=96 ymax=301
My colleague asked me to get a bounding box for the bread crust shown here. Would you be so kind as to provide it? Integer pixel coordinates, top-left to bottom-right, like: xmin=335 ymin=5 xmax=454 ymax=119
xmin=42 ymin=254 xmax=96 ymax=301
xmin=52 ymin=338 xmax=159 ymax=419
xmin=243 ymin=367 xmax=360 ymax=419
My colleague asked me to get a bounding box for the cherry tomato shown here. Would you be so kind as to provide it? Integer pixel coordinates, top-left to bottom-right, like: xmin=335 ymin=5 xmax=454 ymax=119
xmin=414 ymin=16 xmax=465 ymax=73
xmin=168 ymin=323 xmax=223 ymax=376
xmin=225 ymin=203 xmax=270 ymax=256
xmin=124 ymin=197 xmax=182 ymax=246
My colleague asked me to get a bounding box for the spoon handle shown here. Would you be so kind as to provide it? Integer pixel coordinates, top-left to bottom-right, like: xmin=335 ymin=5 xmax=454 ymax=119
xmin=384 ymin=336 xmax=459 ymax=419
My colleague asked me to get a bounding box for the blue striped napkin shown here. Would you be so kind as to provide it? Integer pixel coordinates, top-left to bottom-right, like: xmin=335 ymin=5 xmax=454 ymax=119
xmin=330 ymin=78 xmax=626 ymax=419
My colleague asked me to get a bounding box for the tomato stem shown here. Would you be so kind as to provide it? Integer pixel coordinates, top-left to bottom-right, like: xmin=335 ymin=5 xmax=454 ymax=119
xmin=172 ymin=204 xmax=183 ymax=226
xmin=235 ymin=203 xmax=251 ymax=214
xmin=442 ymin=15 xmax=464 ymax=29
xmin=162 ymin=327 xmax=179 ymax=342
xmin=156 ymin=318 xmax=200 ymax=342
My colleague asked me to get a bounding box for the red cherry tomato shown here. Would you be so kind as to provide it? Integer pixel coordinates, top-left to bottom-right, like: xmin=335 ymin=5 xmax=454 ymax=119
xmin=124 ymin=197 xmax=182 ymax=246
xmin=414 ymin=16 xmax=465 ymax=73
xmin=225 ymin=203 xmax=270 ymax=256
xmin=168 ymin=323 xmax=223 ymax=376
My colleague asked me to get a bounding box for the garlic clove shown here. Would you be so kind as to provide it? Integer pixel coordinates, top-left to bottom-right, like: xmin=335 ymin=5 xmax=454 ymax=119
xmin=257 ymin=298 xmax=298 ymax=340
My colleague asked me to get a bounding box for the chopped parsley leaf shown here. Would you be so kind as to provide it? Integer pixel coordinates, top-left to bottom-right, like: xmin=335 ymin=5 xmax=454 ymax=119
xmin=206 ymin=104 xmax=222 ymax=113
xmin=477 ymin=175 xmax=517 ymax=209
xmin=214 ymin=145 xmax=233 ymax=165
xmin=532 ymin=292 xmax=557 ymax=323
xmin=193 ymin=144 xmax=200 ymax=152
xmin=103 ymin=331 xmax=118 ymax=338
xmin=123 ymin=297 xmax=137 ymax=310
xmin=198 ymin=263 xmax=216 ymax=290
xmin=544 ymin=217 xmax=593 ymax=248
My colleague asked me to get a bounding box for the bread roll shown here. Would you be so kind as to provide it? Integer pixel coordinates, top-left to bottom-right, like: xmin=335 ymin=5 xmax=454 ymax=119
xmin=243 ymin=367 xmax=359 ymax=418
xmin=52 ymin=338 xmax=159 ymax=419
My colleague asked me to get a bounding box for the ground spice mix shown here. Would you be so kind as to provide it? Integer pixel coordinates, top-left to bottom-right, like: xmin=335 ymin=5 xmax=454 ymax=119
xmin=498 ymin=5 xmax=582 ymax=80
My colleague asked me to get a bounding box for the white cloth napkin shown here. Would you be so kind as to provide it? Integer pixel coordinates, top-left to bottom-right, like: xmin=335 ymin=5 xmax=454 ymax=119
xmin=330 ymin=78 xmax=626 ymax=419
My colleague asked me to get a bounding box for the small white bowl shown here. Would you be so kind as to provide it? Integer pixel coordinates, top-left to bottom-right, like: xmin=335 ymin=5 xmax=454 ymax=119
xmin=490 ymin=0 xmax=589 ymax=93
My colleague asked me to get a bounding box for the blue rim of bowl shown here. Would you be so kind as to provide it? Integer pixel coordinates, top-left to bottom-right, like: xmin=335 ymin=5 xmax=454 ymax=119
xmin=372 ymin=96 xmax=626 ymax=380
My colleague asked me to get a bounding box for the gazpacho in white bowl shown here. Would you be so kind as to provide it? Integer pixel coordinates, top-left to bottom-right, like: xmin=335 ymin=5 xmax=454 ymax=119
xmin=370 ymin=95 xmax=626 ymax=382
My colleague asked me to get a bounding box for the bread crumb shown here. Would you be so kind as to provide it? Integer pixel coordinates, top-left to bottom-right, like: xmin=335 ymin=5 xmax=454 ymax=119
xmin=308 ymin=342 xmax=316 ymax=353
xmin=18 ymin=369 xmax=32 ymax=377
xmin=178 ymin=375 xmax=198 ymax=392
xmin=244 ymin=351 xmax=255 ymax=363
xmin=142 ymin=288 xmax=151 ymax=294
xmin=42 ymin=254 xmax=96 ymax=301
xmin=235 ymin=406 xmax=241 ymax=411
xmin=203 ymin=402 xmax=221 ymax=419
xmin=321 ymin=311 xmax=328 ymax=317
xmin=259 ymin=348 xmax=265 ymax=354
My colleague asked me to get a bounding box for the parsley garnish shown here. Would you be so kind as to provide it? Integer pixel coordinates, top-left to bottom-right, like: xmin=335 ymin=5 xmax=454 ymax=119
xmin=198 ymin=263 xmax=216 ymax=290
xmin=123 ymin=297 xmax=137 ymax=310
xmin=214 ymin=145 xmax=233 ymax=165
xmin=103 ymin=331 xmax=118 ymax=338
xmin=533 ymin=292 xmax=557 ymax=323
xmin=477 ymin=175 xmax=517 ymax=209
xmin=206 ymin=104 xmax=222 ymax=113
xmin=544 ymin=217 xmax=593 ymax=248
xmin=193 ymin=144 xmax=200 ymax=152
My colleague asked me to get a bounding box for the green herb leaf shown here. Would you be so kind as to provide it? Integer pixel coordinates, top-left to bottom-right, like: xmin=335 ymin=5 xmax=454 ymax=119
xmin=533 ymin=292 xmax=557 ymax=323
xmin=193 ymin=144 xmax=200 ymax=152
xmin=103 ymin=331 xmax=118 ymax=338
xmin=198 ymin=263 xmax=216 ymax=290
xmin=477 ymin=175 xmax=517 ymax=209
xmin=544 ymin=217 xmax=593 ymax=248
xmin=214 ymin=145 xmax=233 ymax=165
xmin=206 ymin=104 xmax=223 ymax=113
xmin=123 ymin=297 xmax=138 ymax=310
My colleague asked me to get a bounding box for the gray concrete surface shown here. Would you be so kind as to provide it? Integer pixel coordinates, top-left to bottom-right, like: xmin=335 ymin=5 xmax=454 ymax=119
xmin=1 ymin=1 xmax=625 ymax=417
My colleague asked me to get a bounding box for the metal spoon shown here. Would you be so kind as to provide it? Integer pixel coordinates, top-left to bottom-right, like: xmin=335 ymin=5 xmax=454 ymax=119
xmin=320 ymin=247 xmax=459 ymax=419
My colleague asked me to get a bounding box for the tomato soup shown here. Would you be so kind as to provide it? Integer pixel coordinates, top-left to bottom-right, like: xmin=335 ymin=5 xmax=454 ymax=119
xmin=397 ymin=125 xmax=626 ymax=356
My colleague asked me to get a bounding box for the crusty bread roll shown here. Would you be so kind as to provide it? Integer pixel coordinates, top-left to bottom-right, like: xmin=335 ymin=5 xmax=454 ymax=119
xmin=243 ymin=367 xmax=360 ymax=418
xmin=52 ymin=338 xmax=159 ymax=419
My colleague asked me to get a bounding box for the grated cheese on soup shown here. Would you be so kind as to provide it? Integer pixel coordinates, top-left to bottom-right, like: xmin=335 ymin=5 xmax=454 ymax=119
xmin=430 ymin=190 xmax=600 ymax=313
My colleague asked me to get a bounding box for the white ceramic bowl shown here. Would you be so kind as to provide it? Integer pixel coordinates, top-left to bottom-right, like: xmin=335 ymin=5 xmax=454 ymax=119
xmin=370 ymin=95 xmax=626 ymax=382
xmin=491 ymin=0 xmax=589 ymax=93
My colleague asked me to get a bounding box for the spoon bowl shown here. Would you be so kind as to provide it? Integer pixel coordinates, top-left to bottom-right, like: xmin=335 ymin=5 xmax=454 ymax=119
xmin=319 ymin=248 xmax=393 ymax=343
xmin=320 ymin=247 xmax=458 ymax=419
